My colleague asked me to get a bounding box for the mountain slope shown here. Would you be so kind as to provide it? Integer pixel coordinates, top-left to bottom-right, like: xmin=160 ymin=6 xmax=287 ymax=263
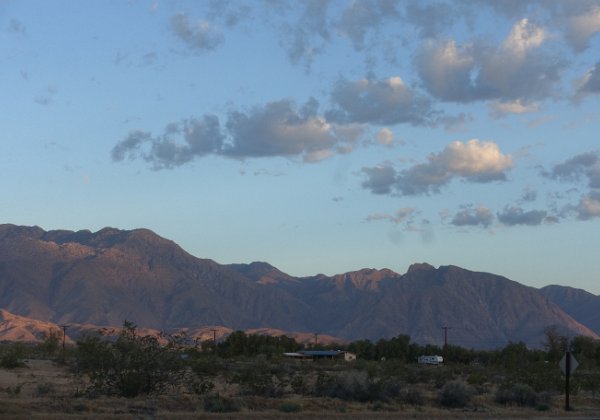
xmin=539 ymin=285 xmax=600 ymax=336
xmin=0 ymin=224 xmax=314 ymax=332
xmin=0 ymin=223 xmax=597 ymax=348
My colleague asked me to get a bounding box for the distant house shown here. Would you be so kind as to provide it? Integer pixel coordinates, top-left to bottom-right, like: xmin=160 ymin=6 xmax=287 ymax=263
xmin=283 ymin=350 xmax=356 ymax=362
xmin=418 ymin=355 xmax=443 ymax=365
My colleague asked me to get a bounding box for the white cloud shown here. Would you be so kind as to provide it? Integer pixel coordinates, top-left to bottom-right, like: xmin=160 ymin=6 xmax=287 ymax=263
xmin=224 ymin=99 xmax=357 ymax=162
xmin=489 ymin=99 xmax=540 ymax=118
xmin=362 ymin=139 xmax=513 ymax=196
xmin=416 ymin=40 xmax=476 ymax=102
xmin=502 ymin=18 xmax=546 ymax=57
xmin=327 ymin=76 xmax=444 ymax=126
xmin=436 ymin=140 xmax=513 ymax=179
xmin=112 ymin=98 xmax=364 ymax=168
xmin=417 ymin=19 xmax=562 ymax=103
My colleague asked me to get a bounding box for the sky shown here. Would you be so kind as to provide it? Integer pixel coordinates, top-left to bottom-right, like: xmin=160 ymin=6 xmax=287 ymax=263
xmin=2 ymin=0 xmax=600 ymax=294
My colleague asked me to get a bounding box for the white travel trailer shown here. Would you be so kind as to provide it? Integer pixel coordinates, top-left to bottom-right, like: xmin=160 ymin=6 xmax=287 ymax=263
xmin=418 ymin=355 xmax=443 ymax=365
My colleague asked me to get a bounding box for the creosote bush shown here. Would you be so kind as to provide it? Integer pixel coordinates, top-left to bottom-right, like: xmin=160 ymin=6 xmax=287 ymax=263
xmin=495 ymin=383 xmax=538 ymax=407
xmin=0 ymin=344 xmax=27 ymax=369
xmin=438 ymin=380 xmax=473 ymax=408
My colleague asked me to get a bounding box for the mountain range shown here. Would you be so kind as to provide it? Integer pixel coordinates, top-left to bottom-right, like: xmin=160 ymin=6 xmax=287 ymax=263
xmin=0 ymin=223 xmax=598 ymax=349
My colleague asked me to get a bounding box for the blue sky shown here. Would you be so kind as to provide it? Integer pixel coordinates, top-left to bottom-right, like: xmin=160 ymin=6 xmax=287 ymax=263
xmin=2 ymin=0 xmax=600 ymax=293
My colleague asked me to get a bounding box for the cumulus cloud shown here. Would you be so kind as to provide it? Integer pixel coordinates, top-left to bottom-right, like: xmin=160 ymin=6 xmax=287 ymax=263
xmin=170 ymin=12 xmax=224 ymax=51
xmin=547 ymin=151 xmax=600 ymax=188
xmin=326 ymin=76 xmax=442 ymax=126
xmin=111 ymin=116 xmax=224 ymax=169
xmin=362 ymin=140 xmax=513 ymax=196
xmin=416 ymin=39 xmax=476 ymax=102
xmin=545 ymin=151 xmax=600 ymax=221
xmin=497 ymin=205 xmax=547 ymax=226
xmin=361 ymin=164 xmax=396 ymax=195
xmin=565 ymin=4 xmax=600 ymax=52
xmin=451 ymin=205 xmax=494 ymax=227
xmin=112 ymin=98 xmax=363 ymax=168
xmin=224 ymin=98 xmax=360 ymax=162
xmin=417 ymin=19 xmax=562 ymax=103
xmin=489 ymin=99 xmax=540 ymax=119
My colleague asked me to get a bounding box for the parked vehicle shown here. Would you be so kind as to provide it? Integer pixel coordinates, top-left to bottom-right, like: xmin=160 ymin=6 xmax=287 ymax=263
xmin=418 ymin=355 xmax=443 ymax=365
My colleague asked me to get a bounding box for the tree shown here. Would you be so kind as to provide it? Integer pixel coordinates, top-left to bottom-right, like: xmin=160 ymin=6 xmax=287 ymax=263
xmin=544 ymin=326 xmax=569 ymax=362
xmin=76 ymin=321 xmax=187 ymax=397
xmin=38 ymin=329 xmax=61 ymax=356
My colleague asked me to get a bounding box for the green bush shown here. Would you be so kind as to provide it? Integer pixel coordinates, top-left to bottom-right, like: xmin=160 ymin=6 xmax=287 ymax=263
xmin=438 ymin=380 xmax=473 ymax=407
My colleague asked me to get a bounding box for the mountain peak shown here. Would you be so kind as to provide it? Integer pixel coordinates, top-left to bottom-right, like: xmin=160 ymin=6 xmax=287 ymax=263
xmin=406 ymin=262 xmax=436 ymax=273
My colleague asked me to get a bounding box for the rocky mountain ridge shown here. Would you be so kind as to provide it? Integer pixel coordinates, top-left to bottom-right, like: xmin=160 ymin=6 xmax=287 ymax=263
xmin=0 ymin=223 xmax=597 ymax=348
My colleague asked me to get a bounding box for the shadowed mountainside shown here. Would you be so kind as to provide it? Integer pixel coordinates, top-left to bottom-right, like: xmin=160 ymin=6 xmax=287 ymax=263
xmin=0 ymin=223 xmax=597 ymax=348
xmin=539 ymin=285 xmax=600 ymax=336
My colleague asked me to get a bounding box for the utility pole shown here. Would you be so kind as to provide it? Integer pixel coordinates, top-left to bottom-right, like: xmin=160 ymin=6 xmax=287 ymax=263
xmin=314 ymin=333 xmax=318 ymax=348
xmin=442 ymin=326 xmax=451 ymax=358
xmin=211 ymin=328 xmax=217 ymax=350
xmin=60 ymin=324 xmax=69 ymax=354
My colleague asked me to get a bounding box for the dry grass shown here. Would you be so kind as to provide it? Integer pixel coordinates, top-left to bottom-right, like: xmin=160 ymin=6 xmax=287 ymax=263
xmin=1 ymin=359 xmax=600 ymax=419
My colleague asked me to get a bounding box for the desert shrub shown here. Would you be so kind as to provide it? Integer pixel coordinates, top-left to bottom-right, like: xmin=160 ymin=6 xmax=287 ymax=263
xmin=399 ymin=386 xmax=424 ymax=406
xmin=5 ymin=384 xmax=23 ymax=397
xmin=279 ymin=401 xmax=302 ymax=412
xmin=186 ymin=377 xmax=215 ymax=395
xmin=495 ymin=383 xmax=538 ymax=407
xmin=188 ymin=354 xmax=223 ymax=377
xmin=75 ymin=321 xmax=187 ymax=398
xmin=38 ymin=330 xmax=62 ymax=357
xmin=290 ymin=374 xmax=306 ymax=394
xmin=438 ymin=380 xmax=473 ymax=407
xmin=203 ymin=395 xmax=239 ymax=412
xmin=0 ymin=344 xmax=26 ymax=369
xmin=231 ymin=363 xmax=284 ymax=397
xmin=314 ymin=370 xmax=400 ymax=402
